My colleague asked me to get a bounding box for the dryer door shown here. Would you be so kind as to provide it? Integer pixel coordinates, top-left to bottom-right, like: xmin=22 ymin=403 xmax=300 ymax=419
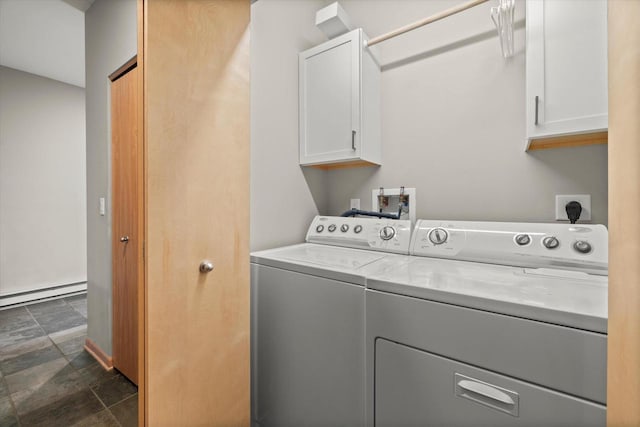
xmin=375 ymin=338 xmax=605 ymax=427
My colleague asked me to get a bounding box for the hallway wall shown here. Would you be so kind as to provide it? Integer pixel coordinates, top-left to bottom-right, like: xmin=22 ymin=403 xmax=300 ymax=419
xmin=85 ymin=0 xmax=137 ymax=355
xmin=0 ymin=66 xmax=86 ymax=300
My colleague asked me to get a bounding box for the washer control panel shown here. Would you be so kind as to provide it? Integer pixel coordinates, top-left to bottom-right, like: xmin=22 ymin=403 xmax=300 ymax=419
xmin=306 ymin=216 xmax=412 ymax=254
xmin=411 ymin=220 xmax=608 ymax=275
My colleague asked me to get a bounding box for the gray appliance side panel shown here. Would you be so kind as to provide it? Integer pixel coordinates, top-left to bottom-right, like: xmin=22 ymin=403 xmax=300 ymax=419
xmin=365 ymin=289 xmax=606 ymax=416
xmin=375 ymin=339 xmax=605 ymax=427
xmin=252 ymin=264 xmax=365 ymax=427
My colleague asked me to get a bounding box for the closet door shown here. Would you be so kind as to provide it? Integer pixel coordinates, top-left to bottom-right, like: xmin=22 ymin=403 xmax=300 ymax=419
xmin=111 ymin=64 xmax=139 ymax=385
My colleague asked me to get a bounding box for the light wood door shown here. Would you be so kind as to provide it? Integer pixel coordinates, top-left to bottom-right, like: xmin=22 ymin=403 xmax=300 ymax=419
xmin=111 ymin=65 xmax=139 ymax=385
xmin=144 ymin=0 xmax=250 ymax=425
xmin=607 ymin=0 xmax=640 ymax=424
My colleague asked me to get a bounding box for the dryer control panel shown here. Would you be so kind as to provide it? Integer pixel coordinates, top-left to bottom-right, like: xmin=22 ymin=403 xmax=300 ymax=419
xmin=306 ymin=216 xmax=412 ymax=254
xmin=411 ymin=220 xmax=608 ymax=275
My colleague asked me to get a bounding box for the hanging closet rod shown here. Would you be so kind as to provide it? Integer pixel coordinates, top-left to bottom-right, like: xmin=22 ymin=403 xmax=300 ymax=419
xmin=366 ymin=0 xmax=490 ymax=47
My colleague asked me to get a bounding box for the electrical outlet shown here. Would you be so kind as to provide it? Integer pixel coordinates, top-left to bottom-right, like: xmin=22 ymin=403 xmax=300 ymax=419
xmin=555 ymin=194 xmax=591 ymax=221
xmin=350 ymin=198 xmax=360 ymax=210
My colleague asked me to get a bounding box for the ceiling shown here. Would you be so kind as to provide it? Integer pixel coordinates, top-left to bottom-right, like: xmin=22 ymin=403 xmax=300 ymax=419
xmin=62 ymin=0 xmax=95 ymax=12
xmin=0 ymin=0 xmax=86 ymax=87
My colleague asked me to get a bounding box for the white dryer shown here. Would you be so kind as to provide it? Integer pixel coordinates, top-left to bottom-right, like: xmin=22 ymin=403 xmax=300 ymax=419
xmin=365 ymin=220 xmax=608 ymax=427
xmin=250 ymin=215 xmax=412 ymax=427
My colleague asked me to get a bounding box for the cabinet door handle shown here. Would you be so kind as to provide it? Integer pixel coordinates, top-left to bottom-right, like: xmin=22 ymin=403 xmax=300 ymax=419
xmin=352 ymin=130 xmax=356 ymax=151
xmin=534 ymin=95 xmax=539 ymax=125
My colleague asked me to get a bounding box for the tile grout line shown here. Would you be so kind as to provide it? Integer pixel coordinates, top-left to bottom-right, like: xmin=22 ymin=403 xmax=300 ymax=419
xmin=24 ymin=301 xmax=68 ymax=364
xmin=1 ymin=372 xmax=22 ymax=427
xmin=88 ymin=386 xmax=124 ymax=427
xmin=106 ymin=392 xmax=138 ymax=410
xmin=15 ymin=302 xmax=77 ymax=426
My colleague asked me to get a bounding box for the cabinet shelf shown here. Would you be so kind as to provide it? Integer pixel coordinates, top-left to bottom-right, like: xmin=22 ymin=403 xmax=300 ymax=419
xmin=527 ymin=131 xmax=608 ymax=151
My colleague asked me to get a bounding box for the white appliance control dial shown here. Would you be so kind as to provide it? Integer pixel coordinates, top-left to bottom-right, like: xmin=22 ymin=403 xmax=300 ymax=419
xmin=514 ymin=234 xmax=531 ymax=246
xmin=306 ymin=216 xmax=412 ymax=254
xmin=411 ymin=220 xmax=608 ymax=275
xmin=543 ymin=236 xmax=560 ymax=249
xmin=574 ymin=240 xmax=592 ymax=254
xmin=428 ymin=228 xmax=449 ymax=245
xmin=380 ymin=226 xmax=396 ymax=241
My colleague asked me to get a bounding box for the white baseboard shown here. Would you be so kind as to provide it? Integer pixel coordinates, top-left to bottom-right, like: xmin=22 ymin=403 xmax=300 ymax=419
xmin=0 ymin=282 xmax=87 ymax=308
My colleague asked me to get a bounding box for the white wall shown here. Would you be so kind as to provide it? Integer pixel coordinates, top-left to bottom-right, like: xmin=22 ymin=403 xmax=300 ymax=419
xmin=250 ymin=0 xmax=329 ymax=251
xmin=0 ymin=66 xmax=87 ymax=297
xmin=85 ymin=0 xmax=136 ymax=354
xmin=251 ymin=0 xmax=608 ymax=238
xmin=325 ymin=0 xmax=608 ymax=224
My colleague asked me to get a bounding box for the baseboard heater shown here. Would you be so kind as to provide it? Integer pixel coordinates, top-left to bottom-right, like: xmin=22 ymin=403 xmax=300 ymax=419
xmin=0 ymin=281 xmax=87 ymax=308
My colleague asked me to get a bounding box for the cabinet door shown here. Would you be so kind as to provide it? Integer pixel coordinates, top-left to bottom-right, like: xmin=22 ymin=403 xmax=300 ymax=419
xmin=526 ymin=0 xmax=608 ymax=141
xmin=299 ymin=30 xmax=360 ymax=165
xmin=375 ymin=339 xmax=605 ymax=427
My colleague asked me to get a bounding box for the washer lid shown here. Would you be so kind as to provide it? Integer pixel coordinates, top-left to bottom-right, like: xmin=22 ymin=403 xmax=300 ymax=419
xmin=251 ymin=243 xmax=388 ymax=285
xmin=366 ymin=256 xmax=607 ymax=333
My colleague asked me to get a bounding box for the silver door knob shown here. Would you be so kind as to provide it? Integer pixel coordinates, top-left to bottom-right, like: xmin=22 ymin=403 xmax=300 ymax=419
xmin=120 ymin=236 xmax=129 ymax=243
xmin=199 ymin=260 xmax=214 ymax=273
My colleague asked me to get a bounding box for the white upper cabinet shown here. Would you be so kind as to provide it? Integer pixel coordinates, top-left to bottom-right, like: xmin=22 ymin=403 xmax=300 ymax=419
xmin=526 ymin=0 xmax=608 ymax=148
xmin=299 ymin=29 xmax=381 ymax=167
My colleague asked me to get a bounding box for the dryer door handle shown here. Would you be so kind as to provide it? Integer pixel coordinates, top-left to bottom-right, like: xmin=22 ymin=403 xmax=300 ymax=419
xmin=457 ymin=380 xmax=514 ymax=405
xmin=454 ymin=373 xmax=519 ymax=417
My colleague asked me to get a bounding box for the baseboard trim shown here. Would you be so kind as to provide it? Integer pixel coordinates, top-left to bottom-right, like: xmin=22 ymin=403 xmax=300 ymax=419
xmin=0 ymin=282 xmax=87 ymax=308
xmin=84 ymin=338 xmax=114 ymax=371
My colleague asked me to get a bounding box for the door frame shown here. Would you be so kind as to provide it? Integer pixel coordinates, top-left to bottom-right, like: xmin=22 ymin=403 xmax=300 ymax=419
xmin=108 ymin=52 xmax=146 ymax=426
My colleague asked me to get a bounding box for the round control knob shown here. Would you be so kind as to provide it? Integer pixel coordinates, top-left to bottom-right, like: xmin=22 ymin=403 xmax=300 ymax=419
xmin=340 ymin=224 xmax=349 ymax=233
xmin=542 ymin=236 xmax=560 ymax=249
xmin=428 ymin=228 xmax=448 ymax=245
xmin=514 ymin=234 xmax=531 ymax=246
xmin=573 ymin=240 xmax=592 ymax=254
xmin=316 ymin=225 xmax=324 ymax=233
xmin=328 ymin=224 xmax=336 ymax=232
xmin=379 ymin=226 xmax=396 ymax=241
xmin=354 ymin=225 xmax=363 ymax=234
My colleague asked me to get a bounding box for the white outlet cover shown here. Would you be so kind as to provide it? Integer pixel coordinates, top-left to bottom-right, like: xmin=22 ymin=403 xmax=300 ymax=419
xmin=555 ymin=194 xmax=591 ymax=221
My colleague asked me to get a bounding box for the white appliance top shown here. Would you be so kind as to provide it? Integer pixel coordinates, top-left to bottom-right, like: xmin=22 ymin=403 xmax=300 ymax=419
xmin=411 ymin=220 xmax=608 ymax=275
xmin=367 ymin=220 xmax=609 ymax=332
xmin=250 ymin=216 xmax=413 ymax=284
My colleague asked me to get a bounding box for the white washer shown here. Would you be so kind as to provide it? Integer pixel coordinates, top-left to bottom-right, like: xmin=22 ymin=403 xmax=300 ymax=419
xmin=250 ymin=215 xmax=412 ymax=427
xmin=365 ymin=220 xmax=608 ymax=427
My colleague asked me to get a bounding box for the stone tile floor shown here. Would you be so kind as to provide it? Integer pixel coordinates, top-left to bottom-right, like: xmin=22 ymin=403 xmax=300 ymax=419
xmin=0 ymin=295 xmax=137 ymax=427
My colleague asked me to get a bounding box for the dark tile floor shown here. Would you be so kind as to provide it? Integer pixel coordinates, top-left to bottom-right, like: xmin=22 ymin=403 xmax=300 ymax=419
xmin=0 ymin=295 xmax=137 ymax=427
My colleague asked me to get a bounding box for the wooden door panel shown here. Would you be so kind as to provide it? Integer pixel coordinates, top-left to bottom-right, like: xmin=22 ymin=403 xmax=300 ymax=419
xmin=145 ymin=1 xmax=250 ymax=425
xmin=111 ymin=66 xmax=139 ymax=385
